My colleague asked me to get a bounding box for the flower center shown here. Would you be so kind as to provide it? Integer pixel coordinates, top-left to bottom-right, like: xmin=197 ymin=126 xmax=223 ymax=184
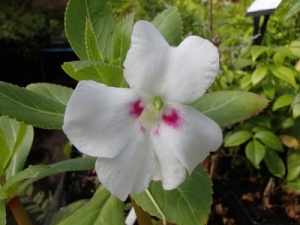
xmin=153 ymin=96 xmax=163 ymax=111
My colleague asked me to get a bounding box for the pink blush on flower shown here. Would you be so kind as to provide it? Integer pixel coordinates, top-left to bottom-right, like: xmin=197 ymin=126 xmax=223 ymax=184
xmin=129 ymin=99 xmax=144 ymax=118
xmin=162 ymin=109 xmax=181 ymax=128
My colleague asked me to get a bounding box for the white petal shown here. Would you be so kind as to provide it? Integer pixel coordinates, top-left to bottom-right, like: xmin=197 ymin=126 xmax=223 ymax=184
xmin=162 ymin=36 xmax=219 ymax=103
xmin=63 ymin=80 xmax=143 ymax=158
xmin=124 ymin=20 xmax=169 ymax=97
xmin=124 ymin=20 xmax=219 ymax=103
xmin=152 ymin=136 xmax=186 ymax=190
xmin=159 ymin=104 xmax=222 ymax=173
xmin=95 ymin=134 xmax=156 ymax=201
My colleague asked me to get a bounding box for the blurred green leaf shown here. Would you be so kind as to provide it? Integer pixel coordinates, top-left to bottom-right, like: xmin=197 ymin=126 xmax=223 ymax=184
xmin=289 ymin=41 xmax=300 ymax=57
xmin=240 ymin=74 xmax=252 ymax=90
xmin=53 ymin=186 xmax=124 ymax=225
xmin=261 ymin=79 xmax=276 ymax=99
xmin=62 ymin=61 xmax=125 ymax=87
xmin=271 ymin=66 xmax=297 ymax=88
xmin=132 ymin=164 xmax=212 ymax=225
xmin=152 ymin=8 xmax=182 ymax=46
xmin=193 ymin=91 xmax=269 ymax=127
xmin=272 ymin=95 xmax=294 ymax=111
xmin=225 ymin=130 xmax=253 ymax=147
xmin=252 ymin=67 xmax=268 ymax=85
xmin=110 ymin=13 xmax=134 ymax=67
xmin=264 ymin=149 xmax=285 ymax=178
xmin=283 ymin=1 xmax=300 ymax=21
xmin=287 ymin=150 xmax=300 ymax=181
xmin=0 ymin=82 xmax=65 ymax=129
xmin=251 ymin=45 xmax=270 ymax=61
xmin=292 ymin=103 xmax=300 ymax=119
xmin=65 ymin=0 xmax=116 ymax=60
xmin=273 ymin=46 xmax=297 ymax=59
xmin=245 ymin=139 xmax=266 ymax=169
xmin=254 ymin=130 xmax=283 ymax=151
xmin=284 ymin=180 xmax=300 ymax=192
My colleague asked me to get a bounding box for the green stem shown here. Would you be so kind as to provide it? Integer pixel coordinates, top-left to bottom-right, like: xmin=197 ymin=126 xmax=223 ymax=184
xmin=145 ymin=189 xmax=166 ymax=225
xmin=130 ymin=196 xmax=152 ymax=225
xmin=8 ymin=196 xmax=32 ymax=225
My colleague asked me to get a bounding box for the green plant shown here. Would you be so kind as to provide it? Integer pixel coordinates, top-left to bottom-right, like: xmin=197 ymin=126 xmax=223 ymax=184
xmin=219 ymin=0 xmax=300 ymax=195
xmin=20 ymin=185 xmax=53 ymax=223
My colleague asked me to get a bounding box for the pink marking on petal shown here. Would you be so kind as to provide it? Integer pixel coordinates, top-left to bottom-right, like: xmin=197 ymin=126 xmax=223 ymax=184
xmin=153 ymin=125 xmax=160 ymax=136
xmin=162 ymin=109 xmax=181 ymax=128
xmin=129 ymin=99 xmax=144 ymax=118
xmin=140 ymin=125 xmax=146 ymax=134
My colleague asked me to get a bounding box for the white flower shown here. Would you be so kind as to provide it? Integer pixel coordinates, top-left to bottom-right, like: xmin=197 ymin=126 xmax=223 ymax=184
xmin=63 ymin=20 xmax=222 ymax=201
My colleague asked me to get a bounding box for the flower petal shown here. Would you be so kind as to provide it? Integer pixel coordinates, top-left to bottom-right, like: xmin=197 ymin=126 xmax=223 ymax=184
xmin=163 ymin=36 xmax=219 ymax=103
xmin=95 ymin=134 xmax=156 ymax=201
xmin=124 ymin=20 xmax=219 ymax=103
xmin=159 ymin=104 xmax=222 ymax=173
xmin=152 ymin=136 xmax=186 ymax=190
xmin=63 ymin=80 xmax=143 ymax=158
xmin=124 ymin=20 xmax=169 ymax=97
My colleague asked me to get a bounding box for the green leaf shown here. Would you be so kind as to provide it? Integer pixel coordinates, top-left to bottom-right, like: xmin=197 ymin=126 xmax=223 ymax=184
xmin=261 ymin=79 xmax=275 ymax=99
xmin=284 ymin=1 xmax=300 ymax=21
xmin=0 ymin=127 xmax=10 ymax=175
xmin=273 ymin=52 xmax=285 ymax=65
xmin=132 ymin=164 xmax=212 ymax=225
xmin=0 ymin=199 xmax=6 ymax=224
xmin=224 ymin=130 xmax=253 ymax=147
xmin=85 ymin=19 xmax=102 ymax=61
xmin=272 ymin=46 xmax=297 ymax=59
xmin=287 ymin=150 xmax=300 ymax=181
xmin=51 ymin=200 xmax=89 ymax=225
xmin=0 ymin=117 xmax=34 ymax=179
xmin=0 ymin=165 xmax=47 ymax=200
xmin=110 ymin=13 xmax=134 ymax=67
xmin=254 ymin=130 xmax=283 ymax=151
xmin=289 ymin=41 xmax=300 ymax=57
xmin=264 ymin=149 xmax=285 ymax=178
xmin=26 ymin=83 xmax=73 ymax=107
xmin=250 ymin=45 xmax=270 ymax=61
xmin=192 ymin=91 xmax=269 ymax=127
xmin=252 ymin=67 xmax=268 ymax=85
xmin=55 ymin=186 xmax=124 ymax=225
xmin=152 ymin=8 xmax=182 ymax=46
xmin=272 ymin=95 xmax=294 ymax=111
xmin=18 ymin=157 xmax=96 ymax=194
xmin=62 ymin=61 xmax=125 ymax=87
xmin=284 ymin=180 xmax=300 ymax=192
xmin=65 ymin=0 xmax=116 ymax=60
xmin=0 ymin=157 xmax=96 ymax=199
xmin=0 ymin=82 xmax=65 ymax=129
xmin=245 ymin=139 xmax=266 ymax=169
xmin=240 ymin=74 xmax=252 ymax=90
xmin=271 ymin=66 xmax=297 ymax=88
xmin=292 ymin=103 xmax=300 ymax=119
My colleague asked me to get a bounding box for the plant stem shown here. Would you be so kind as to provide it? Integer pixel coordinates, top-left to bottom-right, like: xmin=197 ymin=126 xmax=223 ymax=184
xmin=145 ymin=189 xmax=166 ymax=225
xmin=8 ymin=196 xmax=32 ymax=225
xmin=130 ymin=196 xmax=153 ymax=225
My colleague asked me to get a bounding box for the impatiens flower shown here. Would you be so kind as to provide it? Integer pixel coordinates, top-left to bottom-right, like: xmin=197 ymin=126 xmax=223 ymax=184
xmin=63 ymin=20 xmax=222 ymax=201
